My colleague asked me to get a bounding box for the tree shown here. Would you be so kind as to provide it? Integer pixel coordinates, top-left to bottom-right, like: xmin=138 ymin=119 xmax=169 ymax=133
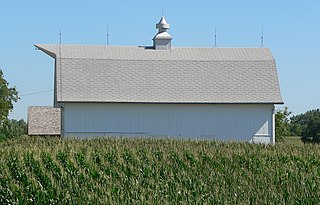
xmin=291 ymin=109 xmax=320 ymax=143
xmin=0 ymin=119 xmax=27 ymax=140
xmin=289 ymin=110 xmax=315 ymax=137
xmin=289 ymin=114 xmax=305 ymax=137
xmin=0 ymin=69 xmax=19 ymax=124
xmin=275 ymin=107 xmax=291 ymax=141
xmin=290 ymin=109 xmax=320 ymax=143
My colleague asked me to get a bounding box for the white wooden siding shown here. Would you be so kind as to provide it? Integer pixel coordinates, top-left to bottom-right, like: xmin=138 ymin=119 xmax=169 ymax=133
xmin=62 ymin=103 xmax=273 ymax=143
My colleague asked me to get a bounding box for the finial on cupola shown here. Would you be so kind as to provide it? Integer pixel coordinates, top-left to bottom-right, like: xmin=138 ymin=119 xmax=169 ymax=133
xmin=153 ymin=17 xmax=172 ymax=50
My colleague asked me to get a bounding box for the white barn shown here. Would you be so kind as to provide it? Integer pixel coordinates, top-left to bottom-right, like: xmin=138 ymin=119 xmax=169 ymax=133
xmin=32 ymin=17 xmax=283 ymax=143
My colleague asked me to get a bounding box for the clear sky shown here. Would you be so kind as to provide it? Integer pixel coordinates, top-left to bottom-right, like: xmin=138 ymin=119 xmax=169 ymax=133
xmin=1 ymin=0 xmax=319 ymax=120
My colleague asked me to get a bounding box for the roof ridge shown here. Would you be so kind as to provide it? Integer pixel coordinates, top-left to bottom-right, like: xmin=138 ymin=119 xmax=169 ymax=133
xmin=58 ymin=57 xmax=274 ymax=62
xmin=36 ymin=44 xmax=271 ymax=50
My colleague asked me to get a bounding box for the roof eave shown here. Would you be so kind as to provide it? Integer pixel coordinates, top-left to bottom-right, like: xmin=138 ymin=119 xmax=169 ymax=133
xmin=34 ymin=44 xmax=56 ymax=58
xmin=57 ymin=101 xmax=284 ymax=105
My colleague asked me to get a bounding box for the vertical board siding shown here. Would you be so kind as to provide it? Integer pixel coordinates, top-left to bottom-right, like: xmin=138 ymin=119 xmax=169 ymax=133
xmin=63 ymin=103 xmax=273 ymax=142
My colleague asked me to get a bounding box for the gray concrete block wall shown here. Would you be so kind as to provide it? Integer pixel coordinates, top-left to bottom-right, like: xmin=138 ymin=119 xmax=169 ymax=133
xmin=28 ymin=106 xmax=61 ymax=135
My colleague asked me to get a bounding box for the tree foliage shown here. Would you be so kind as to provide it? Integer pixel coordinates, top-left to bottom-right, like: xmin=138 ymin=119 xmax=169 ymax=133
xmin=291 ymin=109 xmax=320 ymax=143
xmin=275 ymin=107 xmax=291 ymax=141
xmin=0 ymin=119 xmax=27 ymax=140
xmin=0 ymin=69 xmax=19 ymax=124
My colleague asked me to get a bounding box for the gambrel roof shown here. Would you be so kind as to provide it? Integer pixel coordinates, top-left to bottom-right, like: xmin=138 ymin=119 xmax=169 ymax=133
xmin=35 ymin=44 xmax=283 ymax=104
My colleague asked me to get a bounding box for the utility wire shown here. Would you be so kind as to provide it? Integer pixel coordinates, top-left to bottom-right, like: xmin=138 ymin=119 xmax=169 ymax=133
xmin=20 ymin=89 xmax=54 ymax=97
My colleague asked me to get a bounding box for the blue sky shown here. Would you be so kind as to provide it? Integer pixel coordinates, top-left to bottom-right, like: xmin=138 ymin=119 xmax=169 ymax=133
xmin=1 ymin=0 xmax=319 ymax=120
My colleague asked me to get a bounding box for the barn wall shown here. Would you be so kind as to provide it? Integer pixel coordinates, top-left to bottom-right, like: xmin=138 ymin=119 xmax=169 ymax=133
xmin=62 ymin=103 xmax=274 ymax=143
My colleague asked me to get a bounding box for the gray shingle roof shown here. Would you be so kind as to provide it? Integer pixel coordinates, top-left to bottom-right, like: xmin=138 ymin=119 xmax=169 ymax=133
xmin=35 ymin=44 xmax=283 ymax=104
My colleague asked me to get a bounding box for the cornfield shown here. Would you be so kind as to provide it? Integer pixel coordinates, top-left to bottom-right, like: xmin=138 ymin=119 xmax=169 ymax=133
xmin=1 ymin=136 xmax=320 ymax=204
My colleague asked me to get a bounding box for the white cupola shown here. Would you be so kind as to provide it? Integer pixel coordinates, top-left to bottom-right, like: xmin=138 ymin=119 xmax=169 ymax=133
xmin=153 ymin=17 xmax=172 ymax=50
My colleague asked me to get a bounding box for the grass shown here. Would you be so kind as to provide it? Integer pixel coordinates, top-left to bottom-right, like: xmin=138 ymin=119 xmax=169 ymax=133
xmin=283 ymin=136 xmax=303 ymax=144
xmin=1 ymin=136 xmax=320 ymax=204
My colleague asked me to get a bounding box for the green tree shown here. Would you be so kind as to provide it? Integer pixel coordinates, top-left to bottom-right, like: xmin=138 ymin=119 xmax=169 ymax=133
xmin=299 ymin=109 xmax=320 ymax=143
xmin=275 ymin=107 xmax=291 ymax=141
xmin=290 ymin=114 xmax=305 ymax=137
xmin=0 ymin=119 xmax=27 ymax=139
xmin=290 ymin=109 xmax=320 ymax=143
xmin=0 ymin=69 xmax=19 ymax=124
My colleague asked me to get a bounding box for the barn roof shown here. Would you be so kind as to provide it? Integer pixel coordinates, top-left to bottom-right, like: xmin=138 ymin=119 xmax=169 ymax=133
xmin=35 ymin=44 xmax=283 ymax=104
